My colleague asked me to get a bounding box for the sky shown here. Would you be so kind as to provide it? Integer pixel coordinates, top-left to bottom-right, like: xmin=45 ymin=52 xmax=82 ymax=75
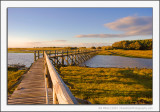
xmin=8 ymin=8 xmax=152 ymax=48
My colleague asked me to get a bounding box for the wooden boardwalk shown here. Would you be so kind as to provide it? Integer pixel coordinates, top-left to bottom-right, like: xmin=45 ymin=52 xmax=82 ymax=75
xmin=8 ymin=50 xmax=96 ymax=104
xmin=8 ymin=58 xmax=53 ymax=104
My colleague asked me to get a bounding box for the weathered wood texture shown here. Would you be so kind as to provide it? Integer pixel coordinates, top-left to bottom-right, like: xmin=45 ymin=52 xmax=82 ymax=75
xmin=8 ymin=58 xmax=53 ymax=104
xmin=44 ymin=52 xmax=78 ymax=104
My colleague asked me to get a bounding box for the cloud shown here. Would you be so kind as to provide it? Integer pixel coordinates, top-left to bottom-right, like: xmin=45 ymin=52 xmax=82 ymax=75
xmin=78 ymin=42 xmax=112 ymax=47
xmin=26 ymin=40 xmax=67 ymax=47
xmin=52 ymin=40 xmax=67 ymax=42
xmin=75 ymin=16 xmax=152 ymax=38
xmin=25 ymin=41 xmax=111 ymax=48
xmin=76 ymin=34 xmax=128 ymax=38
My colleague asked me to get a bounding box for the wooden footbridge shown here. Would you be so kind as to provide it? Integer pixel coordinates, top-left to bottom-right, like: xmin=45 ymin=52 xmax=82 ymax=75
xmin=8 ymin=49 xmax=97 ymax=104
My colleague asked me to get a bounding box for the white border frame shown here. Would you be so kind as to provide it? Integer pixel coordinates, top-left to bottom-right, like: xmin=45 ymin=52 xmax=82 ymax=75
xmin=1 ymin=1 xmax=159 ymax=111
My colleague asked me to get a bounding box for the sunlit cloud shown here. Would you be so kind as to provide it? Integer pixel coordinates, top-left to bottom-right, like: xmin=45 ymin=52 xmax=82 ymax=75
xmin=27 ymin=41 xmax=111 ymax=48
xmin=52 ymin=40 xmax=67 ymax=42
xmin=75 ymin=16 xmax=152 ymax=38
xmin=8 ymin=39 xmax=112 ymax=48
xmin=78 ymin=42 xmax=112 ymax=47
xmin=26 ymin=40 xmax=68 ymax=47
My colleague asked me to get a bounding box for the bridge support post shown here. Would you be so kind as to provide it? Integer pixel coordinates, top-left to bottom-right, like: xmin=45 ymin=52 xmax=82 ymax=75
xmin=61 ymin=50 xmax=64 ymax=66
xmin=56 ymin=51 xmax=59 ymax=65
xmin=34 ymin=51 xmax=36 ymax=61
xmin=70 ymin=55 xmax=73 ymax=65
xmin=38 ymin=51 xmax=39 ymax=59
xmin=74 ymin=50 xmax=77 ymax=65
xmin=49 ymin=51 xmax=51 ymax=57
xmin=53 ymin=50 xmax=56 ymax=65
xmin=43 ymin=50 xmax=44 ymax=57
xmin=66 ymin=50 xmax=69 ymax=65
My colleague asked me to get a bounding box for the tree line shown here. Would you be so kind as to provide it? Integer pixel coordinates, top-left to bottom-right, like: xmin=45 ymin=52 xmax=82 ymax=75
xmin=112 ymin=39 xmax=152 ymax=50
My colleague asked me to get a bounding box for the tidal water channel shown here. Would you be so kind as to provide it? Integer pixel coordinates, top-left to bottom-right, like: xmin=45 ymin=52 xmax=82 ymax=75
xmin=84 ymin=55 xmax=152 ymax=69
xmin=8 ymin=53 xmax=152 ymax=69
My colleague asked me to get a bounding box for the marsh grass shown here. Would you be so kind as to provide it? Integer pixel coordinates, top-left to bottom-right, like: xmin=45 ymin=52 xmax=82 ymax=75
xmin=97 ymin=50 xmax=152 ymax=59
xmin=8 ymin=67 xmax=26 ymax=94
xmin=8 ymin=48 xmax=65 ymax=53
xmin=60 ymin=66 xmax=152 ymax=104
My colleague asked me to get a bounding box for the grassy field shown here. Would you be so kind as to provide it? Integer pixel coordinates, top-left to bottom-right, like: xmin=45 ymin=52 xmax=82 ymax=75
xmin=8 ymin=67 xmax=26 ymax=94
xmin=60 ymin=66 xmax=152 ymax=104
xmin=97 ymin=50 xmax=152 ymax=59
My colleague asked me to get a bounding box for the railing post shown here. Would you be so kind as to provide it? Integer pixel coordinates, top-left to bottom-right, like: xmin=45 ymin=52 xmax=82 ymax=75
xmin=66 ymin=50 xmax=69 ymax=65
xmin=49 ymin=50 xmax=51 ymax=57
xmin=57 ymin=51 xmax=59 ymax=65
xmin=38 ymin=51 xmax=39 ymax=59
xmin=43 ymin=50 xmax=44 ymax=57
xmin=55 ymin=50 xmax=56 ymax=57
xmin=67 ymin=50 xmax=68 ymax=56
xmin=70 ymin=51 xmax=73 ymax=65
xmin=45 ymin=63 xmax=50 ymax=88
xmin=54 ymin=50 xmax=56 ymax=64
xmin=53 ymin=87 xmax=58 ymax=104
xmin=44 ymin=55 xmax=49 ymax=104
xmin=44 ymin=52 xmax=52 ymax=87
xmin=74 ymin=50 xmax=77 ymax=65
xmin=61 ymin=50 xmax=64 ymax=66
xmin=34 ymin=51 xmax=36 ymax=61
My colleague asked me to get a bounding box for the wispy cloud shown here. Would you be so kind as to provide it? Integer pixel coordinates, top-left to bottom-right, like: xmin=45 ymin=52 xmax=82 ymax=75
xmin=26 ymin=40 xmax=67 ymax=47
xmin=25 ymin=41 xmax=111 ymax=48
xmin=75 ymin=16 xmax=152 ymax=38
xmin=52 ymin=40 xmax=67 ymax=42
xmin=78 ymin=42 xmax=112 ymax=47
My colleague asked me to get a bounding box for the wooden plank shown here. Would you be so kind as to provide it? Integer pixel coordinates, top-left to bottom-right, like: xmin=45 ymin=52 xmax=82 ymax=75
xmin=8 ymin=58 xmax=53 ymax=104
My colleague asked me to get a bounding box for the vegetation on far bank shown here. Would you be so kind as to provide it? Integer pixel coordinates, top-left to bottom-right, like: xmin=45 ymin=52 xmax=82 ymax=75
xmin=60 ymin=66 xmax=152 ymax=104
xmin=8 ymin=67 xmax=26 ymax=94
xmin=8 ymin=47 xmax=66 ymax=53
xmin=112 ymin=39 xmax=152 ymax=50
xmin=97 ymin=50 xmax=152 ymax=59
xmin=8 ymin=39 xmax=152 ymax=52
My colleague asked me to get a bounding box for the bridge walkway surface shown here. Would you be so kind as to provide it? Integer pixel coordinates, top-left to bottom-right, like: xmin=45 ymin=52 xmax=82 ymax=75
xmin=8 ymin=58 xmax=53 ymax=104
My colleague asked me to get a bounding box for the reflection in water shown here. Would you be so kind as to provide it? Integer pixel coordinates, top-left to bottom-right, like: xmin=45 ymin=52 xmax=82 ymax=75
xmin=83 ymin=55 xmax=152 ymax=69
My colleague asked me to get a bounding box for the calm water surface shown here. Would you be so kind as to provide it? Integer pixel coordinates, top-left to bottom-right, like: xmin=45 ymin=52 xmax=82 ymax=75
xmin=8 ymin=53 xmax=34 ymax=67
xmin=84 ymin=55 xmax=152 ymax=69
xmin=8 ymin=53 xmax=152 ymax=69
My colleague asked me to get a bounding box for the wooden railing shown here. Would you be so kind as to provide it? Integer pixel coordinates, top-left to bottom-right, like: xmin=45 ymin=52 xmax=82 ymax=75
xmin=34 ymin=49 xmax=98 ymax=104
xmin=44 ymin=51 xmax=79 ymax=104
xmin=34 ymin=49 xmax=98 ymax=62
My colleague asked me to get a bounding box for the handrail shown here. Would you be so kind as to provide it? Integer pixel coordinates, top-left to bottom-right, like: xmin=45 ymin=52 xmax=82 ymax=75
xmin=34 ymin=49 xmax=98 ymax=61
xmin=44 ymin=65 xmax=49 ymax=104
xmin=44 ymin=51 xmax=78 ymax=104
